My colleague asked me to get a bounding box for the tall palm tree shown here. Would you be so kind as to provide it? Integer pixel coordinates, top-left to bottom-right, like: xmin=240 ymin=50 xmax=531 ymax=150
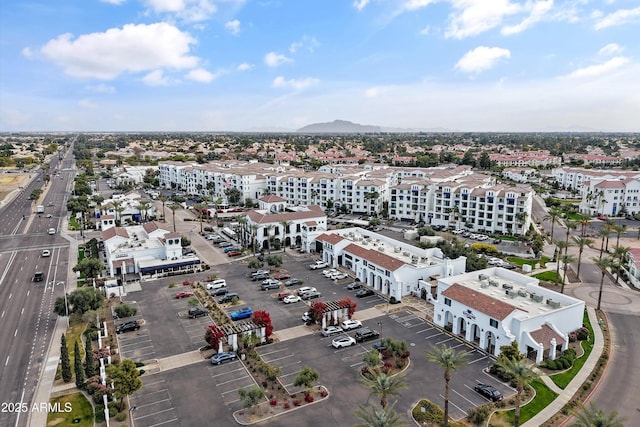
xmin=426 ymin=344 xmax=468 ymax=427
xmin=168 ymin=203 xmax=180 ymax=232
xmin=354 ymin=402 xmax=406 ymax=427
xmin=569 ymin=402 xmax=626 ymax=427
xmin=577 ymin=213 xmax=592 ymax=237
xmin=359 ymin=372 xmax=408 ymax=410
xmin=137 ymin=198 xmax=152 ymax=222
xmin=250 ymin=223 xmax=259 ymax=253
xmin=158 ymin=195 xmax=169 ymax=222
xmin=612 ymin=223 xmax=627 ymax=248
xmin=596 ymin=227 xmax=611 ymax=260
xmin=110 ymin=199 xmax=124 ymax=224
xmin=560 ymin=253 xmax=577 ymax=294
xmin=194 ymin=203 xmax=207 ymax=233
xmin=543 ymin=208 xmax=562 ymax=241
xmin=497 ymin=357 xmax=539 ymax=427
xmin=280 ymin=220 xmax=291 ymax=251
xmin=572 ymin=236 xmax=593 ymax=280
xmin=554 ymin=240 xmax=570 ymax=287
xmin=612 ymin=245 xmax=630 ymax=285
xmin=593 ymin=257 xmax=615 ymax=310
xmin=564 ymin=219 xmax=578 ymax=256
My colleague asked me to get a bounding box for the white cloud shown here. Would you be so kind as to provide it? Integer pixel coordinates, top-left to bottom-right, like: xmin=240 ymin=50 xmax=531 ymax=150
xmin=599 ymin=43 xmax=623 ymax=56
xmin=501 ymin=0 xmax=553 ymax=35
xmin=100 ymin=0 xmax=126 ymax=4
xmin=567 ymin=57 xmax=630 ymax=79
xmin=39 ymin=23 xmax=199 ymax=80
xmin=594 ymin=6 xmax=640 ymax=30
xmin=21 ymin=47 xmax=33 ymax=58
xmin=365 ymin=87 xmax=386 ymax=98
xmin=86 ymin=84 xmax=115 ymax=93
xmin=418 ymin=25 xmax=431 ymax=35
xmin=78 ymin=99 xmax=97 ymax=108
xmin=272 ymin=76 xmax=319 ymax=90
xmin=353 ymin=0 xmax=370 ymax=11
xmin=225 ymin=20 xmax=240 ymax=35
xmin=144 ymin=0 xmax=218 ymax=22
xmin=455 ymin=46 xmax=511 ymax=74
xmin=237 ymin=62 xmax=253 ymax=71
xmin=401 ymin=0 xmax=437 ymax=12
xmin=185 ymin=68 xmax=217 ymax=83
xmin=289 ymin=36 xmax=320 ymax=54
xmin=446 ymin=0 xmax=522 ymax=39
xmin=264 ymin=51 xmax=292 ymax=67
xmin=142 ymin=70 xmax=170 ymax=86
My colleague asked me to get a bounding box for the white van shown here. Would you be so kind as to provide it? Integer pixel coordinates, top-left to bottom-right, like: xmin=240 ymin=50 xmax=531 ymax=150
xmin=205 ymin=279 xmax=227 ymax=290
xmin=48 ymin=228 xmax=55 ymax=235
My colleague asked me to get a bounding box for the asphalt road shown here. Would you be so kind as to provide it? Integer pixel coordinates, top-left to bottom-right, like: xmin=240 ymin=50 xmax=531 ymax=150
xmin=0 ymin=145 xmax=75 ymax=427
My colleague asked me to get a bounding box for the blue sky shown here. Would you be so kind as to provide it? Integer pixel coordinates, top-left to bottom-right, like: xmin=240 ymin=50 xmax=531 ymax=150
xmin=1 ymin=0 xmax=639 ymax=132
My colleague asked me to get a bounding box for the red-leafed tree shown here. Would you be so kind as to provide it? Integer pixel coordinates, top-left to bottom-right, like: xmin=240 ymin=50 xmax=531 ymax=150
xmin=252 ymin=310 xmax=274 ymax=339
xmin=338 ymin=296 xmax=357 ymax=319
xmin=309 ymin=301 xmax=327 ymax=323
xmin=205 ymin=325 xmax=225 ymax=351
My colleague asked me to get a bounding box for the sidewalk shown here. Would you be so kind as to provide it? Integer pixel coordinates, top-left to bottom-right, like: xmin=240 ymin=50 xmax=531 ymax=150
xmin=521 ymin=306 xmax=604 ymax=427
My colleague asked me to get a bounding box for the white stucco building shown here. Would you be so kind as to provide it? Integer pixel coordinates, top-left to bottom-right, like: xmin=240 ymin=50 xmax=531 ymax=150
xmin=431 ymin=267 xmax=585 ymax=362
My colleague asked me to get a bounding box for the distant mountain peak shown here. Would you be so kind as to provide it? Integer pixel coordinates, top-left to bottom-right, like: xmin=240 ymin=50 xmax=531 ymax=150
xmin=297 ymin=120 xmax=381 ymax=133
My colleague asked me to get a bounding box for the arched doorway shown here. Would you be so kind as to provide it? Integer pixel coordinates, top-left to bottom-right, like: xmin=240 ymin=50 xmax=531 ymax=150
xmin=470 ymin=324 xmax=480 ymax=345
xmin=420 ymin=288 xmax=427 ymax=300
xmin=295 ymin=236 xmax=302 ymax=246
xmin=485 ymin=331 xmax=496 ymax=355
xmin=457 ymin=317 xmax=466 ymax=337
xmin=285 ymin=236 xmax=291 ymax=247
xmin=444 ymin=311 xmax=453 ymax=332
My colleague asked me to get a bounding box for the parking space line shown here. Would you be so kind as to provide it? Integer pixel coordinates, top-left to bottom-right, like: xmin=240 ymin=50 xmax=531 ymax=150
xmin=221 ymin=384 xmax=254 ymax=396
xmin=137 ymin=379 xmax=166 ymax=388
xmin=134 ymin=408 xmax=175 ymax=420
xmin=415 ymin=327 xmax=433 ymax=334
xmin=451 ymin=342 xmax=467 ymax=349
xmin=216 ymin=376 xmax=250 ymax=387
xmin=209 ymin=366 xmax=245 ymax=377
xmin=262 ymin=354 xmax=295 ymax=364
xmin=468 ymin=355 xmax=488 ymax=365
xmin=439 ymin=394 xmax=468 ymax=417
xmin=130 ymin=389 xmax=168 ymax=400
xmin=148 ymin=418 xmax=179 ymax=427
xmin=135 ymin=398 xmax=171 ymax=409
xmin=404 ymin=322 xmax=424 ymax=328
xmin=277 ymin=360 xmax=302 ymax=370
xmin=259 ymin=348 xmax=290 ymax=357
xmin=435 ymin=337 xmax=454 ymax=345
xmin=453 ymin=388 xmax=477 ymax=406
xmin=424 ymin=333 xmax=442 ymax=339
xmin=279 ymin=370 xmax=302 ymax=379
xmin=350 ymin=361 xmax=365 ymax=368
xmin=121 ymin=343 xmax=154 ymax=352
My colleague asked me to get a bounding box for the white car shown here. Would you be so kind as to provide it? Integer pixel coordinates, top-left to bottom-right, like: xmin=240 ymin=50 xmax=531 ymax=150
xmin=41 ymin=249 xmax=51 ymax=257
xmin=206 ymin=279 xmax=227 ymax=290
xmin=321 ymin=325 xmax=344 ymax=337
xmin=283 ymin=295 xmax=301 ymax=304
xmin=309 ymin=261 xmax=328 ymax=270
xmin=451 ymin=229 xmax=464 ymax=234
xmin=332 ymin=336 xmax=356 ymax=348
xmin=296 ymin=286 xmax=316 ymax=295
xmin=332 ymin=273 xmax=348 ymax=280
xmin=48 ymin=228 xmax=55 ymax=235
xmin=341 ymin=319 xmax=362 ymax=330
xmin=322 ymin=269 xmax=338 ymax=277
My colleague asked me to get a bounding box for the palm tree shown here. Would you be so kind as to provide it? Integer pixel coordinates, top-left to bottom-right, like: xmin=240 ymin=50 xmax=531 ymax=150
xmin=359 ymin=372 xmax=408 ymax=410
xmin=543 ymin=208 xmax=562 ymax=241
xmin=354 ymin=402 xmax=406 ymax=427
xmin=593 ymin=257 xmax=614 ymax=310
xmin=194 ymin=203 xmax=207 ymax=233
xmin=158 ymin=195 xmax=169 ymax=222
xmin=137 ymin=198 xmax=152 ymax=222
xmin=564 ymin=219 xmax=578 ymax=256
xmin=497 ymin=357 xmax=539 ymax=427
xmin=250 ymin=223 xmax=259 ymax=253
xmin=560 ymin=253 xmax=576 ymax=294
xmin=612 ymin=223 xmax=627 ymax=247
xmin=554 ymin=240 xmax=570 ymax=287
xmin=110 ymin=199 xmax=124 ymax=224
xmin=612 ymin=245 xmax=630 ymax=285
xmin=577 ymin=213 xmax=592 ymax=237
xmin=570 ymin=402 xmax=626 ymax=427
xmin=280 ymin=220 xmax=291 ymax=251
xmin=168 ymin=203 xmax=180 ymax=232
xmin=572 ymin=236 xmax=593 ymax=279
xmin=596 ymin=227 xmax=611 ymax=260
xmin=425 ymin=344 xmax=468 ymax=427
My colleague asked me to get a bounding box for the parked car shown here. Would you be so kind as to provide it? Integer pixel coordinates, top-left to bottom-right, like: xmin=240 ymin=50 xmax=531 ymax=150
xmin=355 ymin=328 xmax=380 ymax=343
xmin=283 ymin=278 xmax=300 ymax=286
xmin=48 ymin=228 xmax=56 ymax=235
xmin=175 ymin=291 xmax=194 ymax=299
xmin=451 ymin=229 xmax=464 ymax=234
xmin=274 ymin=273 xmax=291 ymax=280
xmin=211 ymin=288 xmax=228 ymax=297
xmin=474 ymin=383 xmax=503 ymax=401
xmin=309 ymin=260 xmax=328 ymax=270
xmin=283 ymin=295 xmax=301 ymax=304
xmin=346 ymin=282 xmax=362 ymax=290
xmin=261 ymin=280 xmax=281 ymax=290
xmin=188 ymin=307 xmax=208 ymax=318
xmin=300 ymin=290 xmax=322 ymax=300
xmin=224 ymin=246 xmax=239 ymax=253
xmin=210 ymin=351 xmax=237 ymax=365
xmin=41 ymin=249 xmax=51 ymax=257
xmin=302 ymin=312 xmax=313 ymax=323
xmin=355 ymin=288 xmax=375 ymax=298
xmin=332 ymin=336 xmax=356 ymax=348
xmin=251 ymin=269 xmax=269 ymax=277
xmin=230 ymin=307 xmax=253 ymax=320
xmin=218 ymin=292 xmax=239 ymax=304
xmin=296 ymin=286 xmax=316 ymax=295
xmin=251 ymin=273 xmax=270 ymax=281
xmin=227 ymin=250 xmax=242 ymax=257
xmin=206 ymin=279 xmax=227 ymax=290
xmin=321 ymin=325 xmax=344 ymax=337
xmin=597 ymin=215 xmax=607 ymax=220
xmin=341 ymin=319 xmax=362 ymax=330
xmin=332 ymin=273 xmax=348 ymax=280
xmin=322 ymin=268 xmax=338 ymax=277
xmin=218 ymin=241 xmax=233 ymax=248
xmin=278 ymin=291 xmax=293 ymax=301
xmin=116 ymin=321 xmax=140 ymax=334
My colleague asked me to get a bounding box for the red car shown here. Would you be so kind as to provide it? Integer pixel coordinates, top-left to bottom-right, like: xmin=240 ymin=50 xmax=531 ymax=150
xmin=274 ymin=273 xmax=291 ymax=280
xmin=227 ymin=250 xmax=242 ymax=257
xmin=175 ymin=291 xmax=194 ymax=299
xmin=597 ymin=215 xmax=607 ymax=221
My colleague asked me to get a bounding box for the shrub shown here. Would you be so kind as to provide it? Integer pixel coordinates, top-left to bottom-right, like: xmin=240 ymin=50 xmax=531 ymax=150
xmin=293 ymin=400 xmax=301 ymax=407
xmin=545 ymin=360 xmax=557 ymax=370
xmin=115 ymin=412 xmax=127 ymax=422
xmin=107 ymin=402 xmax=119 ymax=417
xmin=269 ymin=399 xmax=277 ymax=406
xmin=304 ymin=394 xmax=314 ymax=403
xmin=283 ymin=402 xmax=290 ymax=409
xmin=114 ymin=303 xmax=137 ymax=319
xmin=412 ymin=399 xmax=444 ymax=424
xmin=577 ymin=326 xmax=589 ymax=341
xmin=319 ymin=390 xmax=328 ymax=398
xmin=467 ymin=404 xmax=492 ymax=426
xmin=389 ymin=296 xmax=397 ymax=304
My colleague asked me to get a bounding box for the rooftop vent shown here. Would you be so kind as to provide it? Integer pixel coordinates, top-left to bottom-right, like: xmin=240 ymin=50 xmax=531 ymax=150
xmin=479 ymin=274 xmax=488 ymax=281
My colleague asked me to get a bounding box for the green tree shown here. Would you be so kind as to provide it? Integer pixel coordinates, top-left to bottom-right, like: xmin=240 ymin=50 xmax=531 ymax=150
xmin=478 ymin=151 xmax=492 ymax=169
xmin=363 ymin=349 xmax=381 ymax=369
xmin=554 ymin=239 xmax=570 ymax=287
xmin=570 ymin=402 xmax=626 ymax=427
xmin=560 ymin=253 xmax=576 ymax=294
xmin=158 ymin=195 xmax=169 ymax=222
xmin=426 ymin=344 xmax=468 ymax=427
xmin=572 ymin=236 xmax=593 ymax=280
xmin=293 ymin=366 xmax=320 ymax=391
xmin=84 ymin=337 xmax=96 ymax=378
xmin=611 ymin=223 xmax=627 ymax=248
xmin=225 ymin=187 xmax=242 ymax=205
xmin=168 ymin=203 xmax=180 ymax=232
xmin=354 ymin=401 xmax=406 ymax=427
xmin=54 ymin=287 xmax=104 ymax=317
xmin=497 ymin=357 xmax=539 ymax=427
xmin=543 ymin=208 xmax=562 ymax=242
xmin=106 ymin=359 xmax=142 ymax=411
xmin=72 ymin=257 xmax=103 ymax=279
xmin=238 ymin=386 xmax=265 ymax=414
xmin=60 ymin=334 xmax=72 ymax=383
xmin=359 ymin=372 xmax=408 ymax=409
xmin=596 ymin=227 xmax=611 ymax=260
xmin=74 ymin=340 xmax=85 ymax=388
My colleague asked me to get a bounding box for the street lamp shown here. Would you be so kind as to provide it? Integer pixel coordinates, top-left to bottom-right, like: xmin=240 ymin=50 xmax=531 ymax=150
xmin=377 ymin=321 xmax=383 ymax=345
xmin=129 ymin=405 xmax=137 ymax=427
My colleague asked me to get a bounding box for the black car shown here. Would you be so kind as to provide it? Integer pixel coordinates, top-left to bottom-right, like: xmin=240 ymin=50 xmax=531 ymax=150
xmin=347 ymin=282 xmax=362 ymax=290
xmin=218 ymin=292 xmax=239 ymax=304
xmin=474 ymin=383 xmax=503 ymax=401
xmin=188 ymin=307 xmax=209 ymax=318
xmin=355 ymin=288 xmax=375 ymax=298
xmin=355 ymin=328 xmax=380 ymax=343
xmin=211 ymin=287 xmax=229 ymax=297
xmin=116 ymin=321 xmax=140 ymax=334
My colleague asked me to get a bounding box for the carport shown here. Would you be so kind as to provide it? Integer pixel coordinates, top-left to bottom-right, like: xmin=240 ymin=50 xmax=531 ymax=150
xmin=215 ymin=320 xmax=267 ymax=353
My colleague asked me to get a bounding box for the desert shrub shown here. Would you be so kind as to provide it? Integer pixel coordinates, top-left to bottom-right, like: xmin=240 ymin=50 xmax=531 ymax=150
xmin=412 ymin=399 xmax=444 ymax=424
xmin=115 ymin=412 xmax=127 ymax=422
xmin=304 ymin=394 xmax=314 ymax=403
xmin=269 ymin=399 xmax=277 ymax=406
xmin=293 ymin=400 xmax=301 ymax=407
xmin=283 ymin=402 xmax=290 ymax=409
xmin=577 ymin=327 xmax=590 ymax=341
xmin=319 ymin=390 xmax=328 ymax=397
xmin=114 ymin=303 xmax=137 ymax=319
xmin=467 ymin=404 xmax=492 ymax=426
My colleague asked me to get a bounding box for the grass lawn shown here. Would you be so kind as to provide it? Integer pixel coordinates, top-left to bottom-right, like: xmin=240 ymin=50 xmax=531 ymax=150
xmin=46 ymin=392 xmax=93 ymax=427
xmin=533 ymin=271 xmax=559 ymax=282
xmin=499 ymin=379 xmax=558 ymax=425
xmin=69 ymin=217 xmax=81 ymax=231
xmin=508 ymin=256 xmax=551 ymax=268
xmin=551 ymin=310 xmax=595 ymax=389
xmin=60 ymin=318 xmax=86 ymax=375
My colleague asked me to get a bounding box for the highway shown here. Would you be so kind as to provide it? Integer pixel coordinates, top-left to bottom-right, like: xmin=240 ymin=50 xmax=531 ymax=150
xmin=0 ymin=144 xmax=75 ymax=427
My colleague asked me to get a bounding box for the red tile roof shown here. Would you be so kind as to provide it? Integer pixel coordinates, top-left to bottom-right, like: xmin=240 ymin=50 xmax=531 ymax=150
xmin=441 ymin=283 xmax=521 ymax=320
xmin=143 ymin=221 xmax=168 ymax=234
xmin=344 ymin=243 xmax=405 ymax=272
xmin=316 ymin=233 xmax=345 ymax=245
xmin=102 ymin=226 xmax=129 ymax=241
xmin=165 ymin=232 xmax=181 ymax=239
xmin=530 ymin=325 xmax=565 ymax=349
xmin=259 ymin=194 xmax=286 ymax=203
xmin=246 ymin=205 xmax=325 ymax=224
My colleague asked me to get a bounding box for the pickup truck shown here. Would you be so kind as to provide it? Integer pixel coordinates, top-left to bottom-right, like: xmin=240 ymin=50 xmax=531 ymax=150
xmin=230 ymin=307 xmax=253 ymax=321
xmin=309 ymin=260 xmax=328 ymax=270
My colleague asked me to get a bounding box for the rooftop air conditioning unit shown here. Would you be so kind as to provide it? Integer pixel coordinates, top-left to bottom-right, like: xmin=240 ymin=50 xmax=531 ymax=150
xmin=517 ymin=289 xmax=528 ymax=297
xmin=479 ymin=274 xmax=488 ymax=281
xmin=394 ymin=247 xmax=402 ymax=253
xmin=489 ymin=279 xmax=499 ymax=287
xmin=549 ymin=301 xmax=561 ymax=309
xmin=502 ymin=283 xmax=514 ymax=290
xmin=403 ymin=251 xmax=410 ymax=256
xmin=362 ymin=241 xmax=368 ymax=245
xmin=378 ymin=247 xmax=385 ymax=252
xmin=532 ymin=294 xmax=543 ymax=303
xmin=480 ymin=280 xmax=489 ymax=288
xmin=546 ymin=298 xmax=554 ymax=305
xmin=411 ymin=258 xmax=418 ymax=264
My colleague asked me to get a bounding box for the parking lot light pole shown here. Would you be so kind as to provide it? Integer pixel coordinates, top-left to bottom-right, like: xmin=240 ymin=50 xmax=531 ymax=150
xmin=129 ymin=405 xmax=137 ymax=427
xmin=377 ymin=321 xmax=382 ymax=345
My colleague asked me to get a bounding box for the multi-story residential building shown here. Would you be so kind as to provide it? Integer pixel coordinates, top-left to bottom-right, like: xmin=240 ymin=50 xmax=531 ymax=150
xmin=430 ymin=267 xmax=584 ymax=362
xmin=579 ymin=177 xmax=640 ymax=217
xmin=308 ymin=228 xmax=467 ymax=302
xmin=489 ymin=152 xmax=561 ymax=168
xmin=565 ymin=153 xmax=622 ymax=167
xmin=625 ymin=248 xmax=640 ymax=288
xmin=551 ymin=167 xmax=640 ymax=191
xmin=502 ymin=167 xmax=539 ymax=183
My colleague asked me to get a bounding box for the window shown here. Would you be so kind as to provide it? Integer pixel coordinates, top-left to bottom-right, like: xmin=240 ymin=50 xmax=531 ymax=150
xmin=444 ymin=297 xmax=451 ymax=306
xmin=489 ymin=318 xmax=498 ymax=328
